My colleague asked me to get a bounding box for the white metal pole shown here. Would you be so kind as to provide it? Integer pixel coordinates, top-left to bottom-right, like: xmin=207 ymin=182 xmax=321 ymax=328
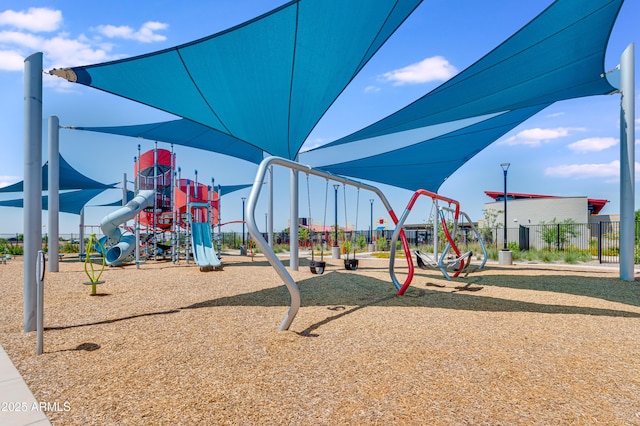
xmin=153 ymin=143 xmax=158 ymax=260
xmin=172 ymin=155 xmax=177 ymax=263
xmin=135 ymin=147 xmax=141 ymax=269
xmin=290 ymin=166 xmax=299 ymax=271
xmin=48 ymin=116 xmax=60 ymax=272
xmin=79 ymin=207 xmax=85 ymax=258
xmin=619 ymin=43 xmax=635 ymax=281
xmin=122 ymin=173 xmax=127 ymax=207
xmin=268 ymin=166 xmax=274 ymax=248
xmin=23 ymin=52 xmax=43 ymax=332
xmin=217 ymin=185 xmax=222 ymax=258
xmin=36 ymin=250 xmax=45 ymax=354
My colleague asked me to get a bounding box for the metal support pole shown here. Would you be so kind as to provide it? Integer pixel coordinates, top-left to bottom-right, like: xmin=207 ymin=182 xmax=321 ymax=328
xmin=369 ymin=199 xmax=374 ymax=245
xmin=153 ymin=143 xmax=158 ymax=260
xmin=135 ymin=145 xmax=141 ymax=268
xmin=122 ymin=173 xmax=127 ymax=207
xmin=500 ymin=163 xmax=510 ymax=250
xmin=268 ymin=166 xmax=274 ymax=248
xmin=332 ymin=184 xmax=340 ymax=259
xmin=241 ymin=197 xmax=246 ymax=247
xmin=217 ymin=184 xmax=222 ymax=259
xmin=79 ymin=207 xmax=85 ymax=258
xmin=48 ymin=116 xmax=60 ymax=272
xmin=333 ymin=185 xmax=339 ymax=246
xmin=498 ymin=163 xmax=512 ymax=265
xmin=619 ymin=43 xmax=635 ymax=281
xmin=290 ymin=167 xmax=299 ymax=270
xmin=23 ymin=52 xmax=43 ymax=332
xmin=36 ymin=250 xmax=45 ymax=355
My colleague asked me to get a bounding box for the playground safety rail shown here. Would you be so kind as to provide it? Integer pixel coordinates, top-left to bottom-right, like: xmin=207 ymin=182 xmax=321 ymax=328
xmin=245 ymin=156 xmax=411 ymax=331
xmin=389 ymin=189 xmax=461 ymax=294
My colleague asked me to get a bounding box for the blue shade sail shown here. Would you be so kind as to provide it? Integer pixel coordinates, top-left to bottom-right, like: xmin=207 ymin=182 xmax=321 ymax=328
xmin=217 ymin=184 xmax=253 ymax=195
xmin=51 ymin=0 xmax=625 ymax=193
xmin=70 ymin=119 xmax=265 ymax=164
xmin=0 ymin=189 xmax=107 ymax=215
xmin=312 ymin=105 xmax=548 ymax=191
xmin=303 ymin=0 xmax=623 ymax=191
xmin=0 ymin=154 xmax=114 ymax=193
xmin=97 ymin=191 xmax=136 ymax=208
xmin=50 ymin=0 xmax=423 ymax=160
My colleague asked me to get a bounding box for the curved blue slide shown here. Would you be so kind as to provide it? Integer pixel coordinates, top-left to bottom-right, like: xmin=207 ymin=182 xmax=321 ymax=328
xmin=191 ymin=221 xmax=222 ymax=270
xmin=100 ymin=190 xmax=155 ymax=265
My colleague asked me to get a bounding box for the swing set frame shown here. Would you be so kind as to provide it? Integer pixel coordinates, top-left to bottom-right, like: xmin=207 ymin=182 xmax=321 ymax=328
xmin=245 ymin=156 xmax=412 ymax=331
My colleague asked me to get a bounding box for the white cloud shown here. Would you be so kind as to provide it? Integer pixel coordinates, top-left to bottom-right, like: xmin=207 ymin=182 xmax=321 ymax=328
xmin=301 ymin=138 xmax=326 ymax=151
xmin=0 ymin=175 xmax=21 ymax=188
xmin=0 ymin=8 xmax=168 ymax=75
xmin=379 ymin=56 xmax=457 ymax=86
xmin=364 ymin=85 xmax=381 ymax=94
xmin=0 ymin=7 xmax=62 ymax=32
xmin=544 ymin=160 xmax=640 ymax=181
xmin=0 ymin=49 xmax=25 ymax=71
xmin=0 ymin=30 xmax=43 ymax=48
xmin=94 ymin=21 xmax=168 ymax=43
xmin=500 ymin=127 xmax=585 ymax=147
xmin=568 ymin=137 xmax=618 ymax=153
xmin=43 ymin=35 xmax=115 ymax=69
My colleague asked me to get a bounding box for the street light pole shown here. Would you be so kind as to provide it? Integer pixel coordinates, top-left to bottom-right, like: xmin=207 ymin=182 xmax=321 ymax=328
xmin=500 ymin=163 xmax=510 ymax=251
xmin=331 ymin=184 xmax=340 ymax=259
xmin=333 ymin=184 xmax=340 ymax=247
xmin=369 ymin=199 xmax=374 ymax=245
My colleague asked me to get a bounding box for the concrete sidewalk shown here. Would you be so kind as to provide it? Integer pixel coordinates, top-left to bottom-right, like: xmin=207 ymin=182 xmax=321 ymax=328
xmin=0 ymin=344 xmax=51 ymax=426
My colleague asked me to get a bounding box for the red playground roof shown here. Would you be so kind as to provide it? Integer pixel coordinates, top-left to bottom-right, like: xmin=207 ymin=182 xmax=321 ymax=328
xmin=484 ymin=191 xmax=608 ymax=215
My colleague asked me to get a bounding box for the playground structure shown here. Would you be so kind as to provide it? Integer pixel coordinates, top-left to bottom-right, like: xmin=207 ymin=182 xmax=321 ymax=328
xmin=246 ymin=157 xmax=490 ymax=331
xmin=100 ymin=147 xmax=222 ymax=270
xmin=389 ymin=189 xmax=488 ymax=292
xmin=246 ymin=156 xmax=413 ymax=331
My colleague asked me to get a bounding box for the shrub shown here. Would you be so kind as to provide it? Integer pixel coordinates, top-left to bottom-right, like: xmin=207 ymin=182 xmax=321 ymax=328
xmin=60 ymin=242 xmax=79 ymax=253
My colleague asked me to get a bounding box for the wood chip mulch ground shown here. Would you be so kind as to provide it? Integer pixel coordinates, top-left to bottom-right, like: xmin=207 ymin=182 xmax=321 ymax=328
xmin=1 ymin=253 xmax=639 ymax=425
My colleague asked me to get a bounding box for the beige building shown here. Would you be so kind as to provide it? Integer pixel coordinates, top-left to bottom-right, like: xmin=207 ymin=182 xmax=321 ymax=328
xmin=483 ymin=191 xmax=608 ymax=226
xmin=482 ymin=191 xmax=610 ymax=250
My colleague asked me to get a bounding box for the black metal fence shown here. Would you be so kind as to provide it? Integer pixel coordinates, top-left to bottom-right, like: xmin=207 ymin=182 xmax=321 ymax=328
xmin=1 ymin=221 xmax=636 ymax=264
xmin=482 ymin=221 xmax=636 ymax=264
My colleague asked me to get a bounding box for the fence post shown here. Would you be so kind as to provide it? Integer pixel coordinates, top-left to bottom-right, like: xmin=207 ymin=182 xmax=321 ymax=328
xmin=598 ymin=222 xmax=602 ymax=263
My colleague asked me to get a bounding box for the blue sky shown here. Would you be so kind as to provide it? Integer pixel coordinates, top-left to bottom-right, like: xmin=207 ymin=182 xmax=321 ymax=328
xmin=0 ymin=0 xmax=638 ymax=235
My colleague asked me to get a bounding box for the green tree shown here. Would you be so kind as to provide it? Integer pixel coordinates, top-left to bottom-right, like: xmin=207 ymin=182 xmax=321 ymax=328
xmin=538 ymin=218 xmax=580 ymax=250
xmin=298 ymin=226 xmax=310 ymax=245
xmin=481 ymin=208 xmax=501 ymax=244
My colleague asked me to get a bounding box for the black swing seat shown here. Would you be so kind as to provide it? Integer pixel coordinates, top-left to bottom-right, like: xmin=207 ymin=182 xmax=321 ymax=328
xmin=415 ymin=250 xmax=437 ymax=269
xmin=416 ymin=249 xmax=474 ymax=272
xmin=309 ymin=260 xmax=326 ymax=275
xmin=443 ymin=250 xmax=474 ymax=271
xmin=344 ymin=258 xmax=359 ymax=271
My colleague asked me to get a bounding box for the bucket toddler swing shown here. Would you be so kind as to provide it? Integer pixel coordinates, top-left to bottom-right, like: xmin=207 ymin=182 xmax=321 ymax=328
xmin=342 ymin=184 xmax=360 ymax=271
xmin=306 ymin=174 xmax=328 ymax=274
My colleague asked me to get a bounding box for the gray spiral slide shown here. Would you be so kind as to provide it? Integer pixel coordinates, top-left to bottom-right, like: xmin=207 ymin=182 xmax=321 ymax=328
xmin=100 ymin=190 xmax=155 ymax=265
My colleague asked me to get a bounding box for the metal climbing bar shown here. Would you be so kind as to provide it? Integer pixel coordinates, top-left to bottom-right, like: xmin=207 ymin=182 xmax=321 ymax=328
xmin=245 ymin=156 xmax=411 ymax=331
xmin=389 ymin=189 xmax=461 ymax=294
